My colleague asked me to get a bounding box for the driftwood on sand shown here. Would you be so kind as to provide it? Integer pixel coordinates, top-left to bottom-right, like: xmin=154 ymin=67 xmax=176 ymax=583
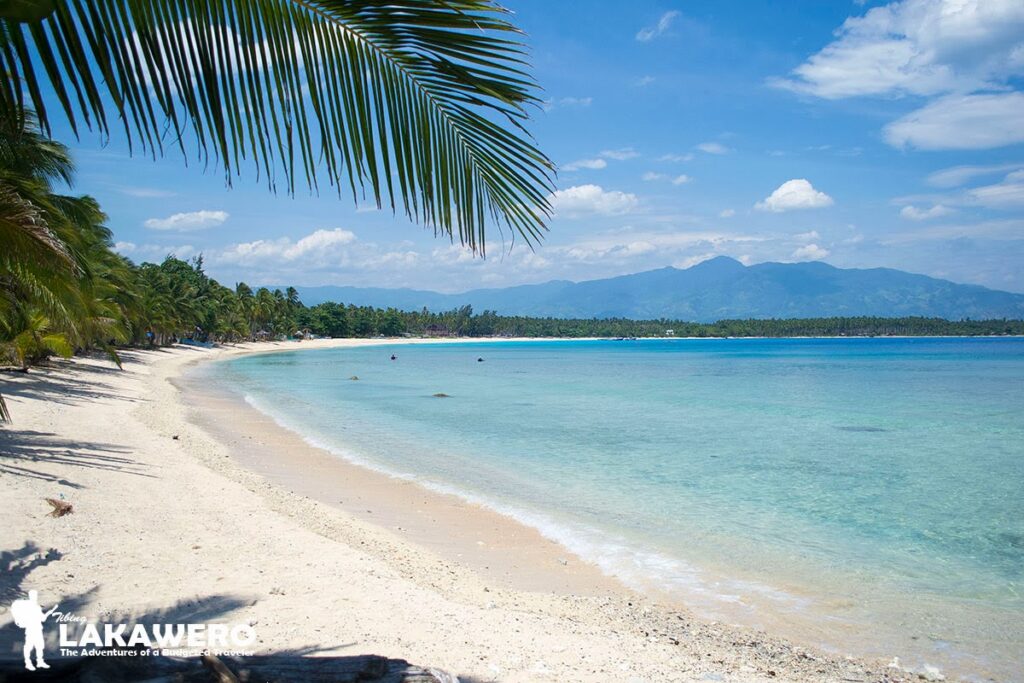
xmin=44 ymin=498 xmax=73 ymax=517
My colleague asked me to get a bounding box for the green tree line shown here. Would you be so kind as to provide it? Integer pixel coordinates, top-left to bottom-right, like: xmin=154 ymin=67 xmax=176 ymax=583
xmin=297 ymin=303 xmax=1024 ymax=339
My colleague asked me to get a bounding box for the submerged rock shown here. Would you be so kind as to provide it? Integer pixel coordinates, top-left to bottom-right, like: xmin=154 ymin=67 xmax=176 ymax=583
xmin=432 ymin=393 xmax=451 ymax=398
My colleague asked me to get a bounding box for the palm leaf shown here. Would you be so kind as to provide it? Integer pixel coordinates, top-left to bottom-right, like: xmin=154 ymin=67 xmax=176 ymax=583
xmin=0 ymin=0 xmax=554 ymax=253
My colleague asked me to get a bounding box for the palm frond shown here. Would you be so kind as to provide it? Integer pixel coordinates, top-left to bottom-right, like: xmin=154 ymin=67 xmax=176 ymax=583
xmin=0 ymin=0 xmax=554 ymax=253
xmin=0 ymin=183 xmax=75 ymax=268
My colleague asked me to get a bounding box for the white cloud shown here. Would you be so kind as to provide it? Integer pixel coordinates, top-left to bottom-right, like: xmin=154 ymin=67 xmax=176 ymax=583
xmin=635 ymin=76 xmax=655 ymax=87
xmin=144 ymin=209 xmax=228 ymax=231
xmin=900 ymin=204 xmax=954 ymax=220
xmin=559 ymin=96 xmax=592 ymax=107
xmin=542 ymin=96 xmax=593 ymax=112
xmin=927 ymin=162 xmax=1024 ymax=187
xmin=217 ymin=228 xmax=356 ymax=265
xmin=636 ymin=10 xmax=680 ymax=42
xmin=756 ymin=179 xmax=834 ymax=212
xmin=884 ymin=92 xmax=1024 ymax=150
xmin=773 ymin=0 xmax=1024 ymax=99
xmin=562 ymin=158 xmax=608 ymax=171
xmin=696 ymin=142 xmax=730 ymax=155
xmin=967 ymin=169 xmax=1024 ymax=208
xmin=555 ymin=229 xmax=763 ymax=263
xmin=601 ymin=147 xmax=640 ymax=160
xmin=282 ymin=228 xmax=356 ymax=259
xmin=116 ymin=186 xmax=176 ymax=198
xmin=659 ymin=153 xmax=694 ymax=162
xmin=791 ymin=244 xmax=830 ymax=260
xmin=774 ymin=1 xmax=1024 ymax=154
xmin=719 ymin=209 xmax=736 ymax=218
xmin=548 ymin=185 xmax=639 ymax=217
xmin=794 ymin=230 xmax=821 ymax=241
xmin=641 ymin=172 xmax=691 ymax=185
xmin=115 ymin=241 xmax=196 ymax=261
xmin=882 ymin=217 xmax=1024 ymax=244
xmin=673 ymin=253 xmax=724 ymax=269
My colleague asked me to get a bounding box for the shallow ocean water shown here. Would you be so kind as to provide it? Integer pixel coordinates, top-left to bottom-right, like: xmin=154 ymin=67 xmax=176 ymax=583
xmin=209 ymin=338 xmax=1024 ymax=680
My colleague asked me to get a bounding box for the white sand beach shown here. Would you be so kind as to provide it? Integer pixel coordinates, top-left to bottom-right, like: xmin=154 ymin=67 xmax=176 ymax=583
xmin=1 ymin=341 xmax=930 ymax=681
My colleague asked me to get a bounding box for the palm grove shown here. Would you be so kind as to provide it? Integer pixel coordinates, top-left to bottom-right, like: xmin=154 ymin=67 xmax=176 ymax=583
xmin=0 ymin=0 xmax=555 ymax=420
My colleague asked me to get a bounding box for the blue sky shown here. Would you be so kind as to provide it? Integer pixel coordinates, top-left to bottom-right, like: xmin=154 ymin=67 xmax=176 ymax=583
xmin=51 ymin=0 xmax=1024 ymax=293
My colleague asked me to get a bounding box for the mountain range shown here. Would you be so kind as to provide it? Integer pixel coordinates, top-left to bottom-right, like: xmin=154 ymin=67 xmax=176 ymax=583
xmin=286 ymin=257 xmax=1024 ymax=322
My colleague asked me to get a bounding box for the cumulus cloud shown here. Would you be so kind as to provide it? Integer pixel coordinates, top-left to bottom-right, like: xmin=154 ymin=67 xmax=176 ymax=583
xmin=883 ymin=92 xmax=1024 ymax=150
xmin=774 ymin=0 xmax=1024 ymax=152
xmin=282 ymin=228 xmax=356 ymax=259
xmin=636 ymin=10 xmax=680 ymax=42
xmin=719 ymin=209 xmax=736 ymax=218
xmin=217 ymin=228 xmax=355 ymax=265
xmin=755 ymin=179 xmax=834 ymax=212
xmin=671 ymin=175 xmax=692 ymax=185
xmin=773 ymin=0 xmax=1024 ymax=99
xmin=659 ymin=153 xmax=694 ymax=162
xmin=548 ymin=184 xmax=639 ymax=217
xmin=696 ymin=142 xmax=730 ymax=155
xmin=791 ymin=244 xmax=830 ymax=260
xmin=144 ymin=209 xmax=228 ymax=231
xmin=642 ymin=172 xmax=665 ymax=181
xmin=562 ymin=158 xmax=608 ymax=171
xmin=900 ymin=204 xmax=954 ymax=220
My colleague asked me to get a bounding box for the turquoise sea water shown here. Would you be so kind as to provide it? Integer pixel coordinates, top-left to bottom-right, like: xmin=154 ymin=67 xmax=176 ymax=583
xmin=208 ymin=338 xmax=1024 ymax=679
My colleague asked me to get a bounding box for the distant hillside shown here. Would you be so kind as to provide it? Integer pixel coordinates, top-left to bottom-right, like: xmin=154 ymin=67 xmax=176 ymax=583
xmin=283 ymin=257 xmax=1024 ymax=322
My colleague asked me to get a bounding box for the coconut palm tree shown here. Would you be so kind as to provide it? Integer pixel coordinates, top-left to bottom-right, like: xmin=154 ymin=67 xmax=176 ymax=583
xmin=0 ymin=113 xmax=80 ymax=420
xmin=0 ymin=114 xmax=140 ymax=418
xmin=0 ymin=0 xmax=553 ymax=253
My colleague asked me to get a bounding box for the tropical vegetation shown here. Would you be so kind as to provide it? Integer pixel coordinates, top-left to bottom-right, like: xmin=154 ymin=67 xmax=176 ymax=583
xmin=0 ymin=0 xmax=551 ymax=421
xmin=296 ymin=305 xmax=1024 ymax=339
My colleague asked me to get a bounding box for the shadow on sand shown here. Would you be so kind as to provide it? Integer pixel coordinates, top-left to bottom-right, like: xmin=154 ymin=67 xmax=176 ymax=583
xmin=0 ymin=429 xmax=151 ymax=487
xmin=0 ymin=542 xmax=464 ymax=682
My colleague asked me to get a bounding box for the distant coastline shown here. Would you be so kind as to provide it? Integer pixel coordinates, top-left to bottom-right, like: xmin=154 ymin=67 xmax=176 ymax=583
xmin=285 ymin=256 xmax=1024 ymax=322
xmin=287 ymin=303 xmax=1024 ymax=339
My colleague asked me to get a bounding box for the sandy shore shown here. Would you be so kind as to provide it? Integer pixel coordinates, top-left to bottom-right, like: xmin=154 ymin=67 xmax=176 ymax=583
xmin=1 ymin=340 xmax=932 ymax=681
